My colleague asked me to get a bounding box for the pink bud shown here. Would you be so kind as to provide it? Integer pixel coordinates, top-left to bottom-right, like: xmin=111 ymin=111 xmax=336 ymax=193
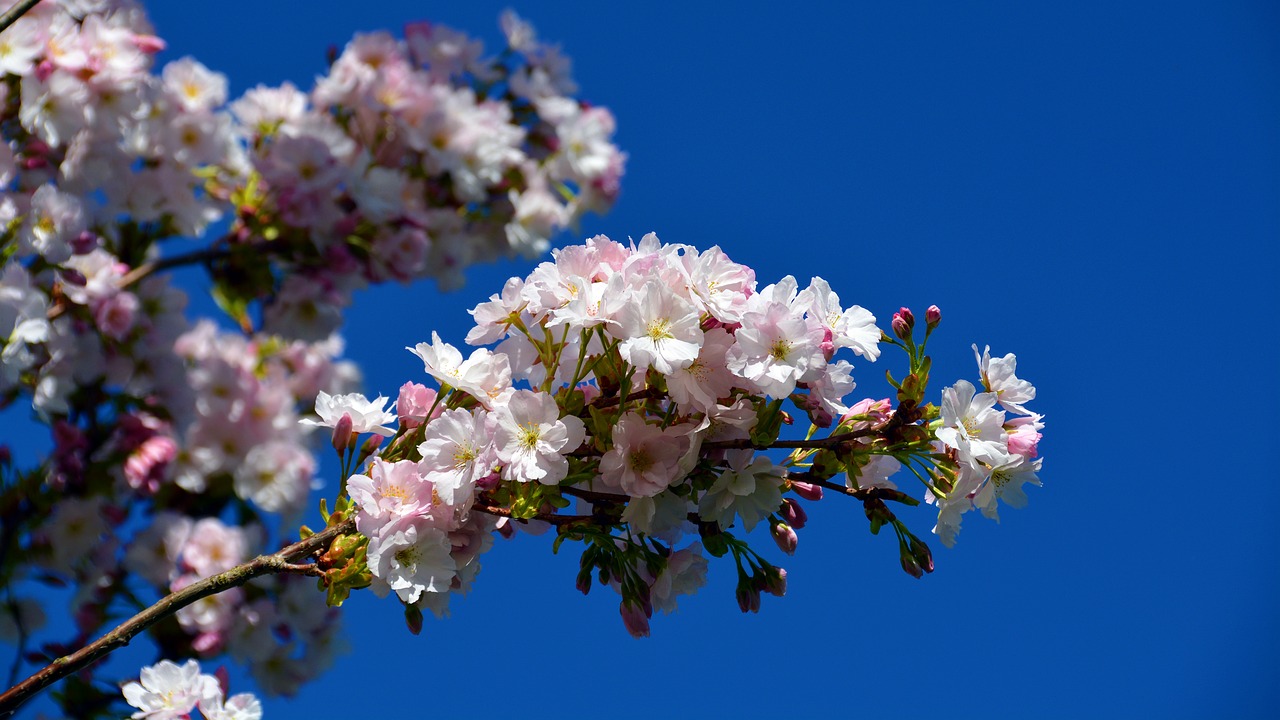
xmin=71 ymin=232 xmax=98 ymax=255
xmin=736 ymin=585 xmax=761 ymax=614
xmin=131 ymin=34 xmax=167 ymax=53
xmin=619 ymin=601 xmax=651 ymax=638
xmin=790 ymin=481 xmax=823 ymax=502
xmin=764 ymin=568 xmax=787 ymax=597
xmin=926 ymin=305 xmax=941 ymax=329
xmin=781 ymin=498 xmax=808 ymax=529
xmin=331 ymin=413 xmax=354 ymax=453
xmin=495 ymin=517 xmax=515 ymax=539
xmin=771 ymin=522 xmax=798 ymax=555
xmin=891 ymin=313 xmax=911 ymax=340
xmin=475 ymin=471 xmax=501 ymax=492
xmin=897 ymin=306 xmax=915 ymax=330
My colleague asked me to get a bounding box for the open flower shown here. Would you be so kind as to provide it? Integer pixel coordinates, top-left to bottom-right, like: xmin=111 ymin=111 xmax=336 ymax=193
xmin=300 ymin=390 xmax=397 ymax=437
xmin=491 ymin=389 xmax=584 ymax=484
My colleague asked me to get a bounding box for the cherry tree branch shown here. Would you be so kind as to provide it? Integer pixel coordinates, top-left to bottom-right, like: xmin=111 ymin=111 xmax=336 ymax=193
xmin=0 ymin=517 xmax=355 ymax=718
xmin=0 ymin=0 xmax=42 ymax=34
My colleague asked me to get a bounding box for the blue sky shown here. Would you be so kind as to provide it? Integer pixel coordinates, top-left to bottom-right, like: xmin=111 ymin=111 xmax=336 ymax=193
xmin=11 ymin=0 xmax=1280 ymax=717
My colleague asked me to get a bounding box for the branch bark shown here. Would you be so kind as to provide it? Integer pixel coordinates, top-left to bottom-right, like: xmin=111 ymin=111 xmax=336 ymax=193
xmin=0 ymin=0 xmax=42 ymax=34
xmin=0 ymin=517 xmax=355 ymax=718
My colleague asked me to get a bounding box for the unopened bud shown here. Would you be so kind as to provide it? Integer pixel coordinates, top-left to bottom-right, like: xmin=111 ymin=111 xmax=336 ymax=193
xmin=620 ymin=600 xmax=651 ymax=638
xmin=735 ymin=584 xmax=761 ymax=614
xmin=764 ymin=567 xmax=787 ymax=597
xmin=770 ymin=521 xmax=798 ymax=555
xmin=891 ymin=312 xmax=911 ymax=340
xmin=59 ymin=268 xmax=87 ymax=287
xmin=358 ymin=433 xmax=383 ymax=460
xmin=900 ymin=553 xmax=924 ymax=579
xmin=909 ymin=536 xmax=935 ymax=574
xmin=475 ymin=470 xmax=501 ymax=492
xmin=790 ymin=481 xmax=823 ymax=502
xmin=781 ymin=497 xmax=808 ymax=529
xmin=897 ymin=306 xmax=915 ymax=330
xmin=71 ymin=232 xmax=98 ymax=255
xmin=925 ymin=305 xmax=941 ymax=329
xmin=331 ymin=413 xmax=354 ymax=454
xmin=404 ymin=604 xmax=424 ymax=636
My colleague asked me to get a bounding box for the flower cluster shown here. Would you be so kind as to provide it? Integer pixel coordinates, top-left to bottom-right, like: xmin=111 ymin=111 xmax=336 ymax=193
xmin=228 ymin=9 xmax=626 ymax=340
xmin=926 ymin=345 xmax=1043 ymax=546
xmin=0 ymin=3 xmax=622 ymax=715
xmin=122 ymin=658 xmax=261 ymax=720
xmin=319 ymin=234 xmax=1045 ymax=635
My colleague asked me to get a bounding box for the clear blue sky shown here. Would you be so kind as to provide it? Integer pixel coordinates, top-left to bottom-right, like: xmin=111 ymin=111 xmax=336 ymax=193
xmin=17 ymin=1 xmax=1280 ymax=717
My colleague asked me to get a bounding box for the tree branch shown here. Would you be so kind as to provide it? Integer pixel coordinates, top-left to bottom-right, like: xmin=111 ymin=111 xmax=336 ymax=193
xmin=0 ymin=0 xmax=42 ymax=34
xmin=0 ymin=517 xmax=355 ymax=718
xmin=701 ymin=427 xmax=878 ymax=451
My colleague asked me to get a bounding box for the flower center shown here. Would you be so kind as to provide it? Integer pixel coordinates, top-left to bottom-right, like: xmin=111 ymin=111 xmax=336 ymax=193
xmin=646 ymin=318 xmax=673 ymax=341
xmin=961 ymin=416 xmax=982 ymax=438
xmin=769 ymin=338 xmax=792 ymax=361
xmin=453 ymin=443 xmax=477 ymax=469
xmin=517 ymin=423 xmax=541 ymax=450
xmin=627 ymin=449 xmax=655 ymax=474
xmin=395 ymin=545 xmax=421 ymax=567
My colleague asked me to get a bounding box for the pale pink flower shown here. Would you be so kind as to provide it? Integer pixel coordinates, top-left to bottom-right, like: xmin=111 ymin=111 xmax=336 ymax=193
xmin=697 ymin=450 xmax=786 ymax=532
xmin=665 ymin=327 xmax=737 ymax=413
xmin=609 ymin=280 xmax=703 ymax=375
xmin=121 ymin=659 xmax=220 ymax=720
xmin=974 ymin=344 xmax=1036 ymax=415
xmin=936 ymin=379 xmax=1008 ymax=464
xmin=348 ymin=457 xmax=434 ymax=534
xmin=600 ymin=412 xmax=691 ymax=498
xmin=300 ymin=390 xmax=397 ymax=437
xmin=726 ymin=300 xmax=825 ymax=398
xmin=181 ymin=518 xmax=250 ymax=577
xmin=365 ymin=519 xmax=457 ymax=604
xmin=491 ymin=389 xmax=584 ymax=484
xmin=417 ymin=408 xmax=493 ymax=509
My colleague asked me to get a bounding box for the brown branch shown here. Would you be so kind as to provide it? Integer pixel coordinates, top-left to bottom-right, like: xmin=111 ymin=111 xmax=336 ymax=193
xmin=0 ymin=0 xmax=41 ymax=34
xmin=472 ymin=503 xmax=598 ymax=527
xmin=585 ymin=387 xmax=664 ymax=410
xmin=0 ymin=517 xmax=355 ymax=718
xmin=786 ymin=471 xmax=917 ymax=505
xmin=701 ymin=427 xmax=878 ymax=451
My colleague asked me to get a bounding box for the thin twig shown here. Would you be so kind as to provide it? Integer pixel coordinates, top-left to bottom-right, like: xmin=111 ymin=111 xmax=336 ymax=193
xmin=0 ymin=517 xmax=355 ymax=718
xmin=0 ymin=0 xmax=41 ymax=34
xmin=47 ymin=245 xmax=234 ymax=321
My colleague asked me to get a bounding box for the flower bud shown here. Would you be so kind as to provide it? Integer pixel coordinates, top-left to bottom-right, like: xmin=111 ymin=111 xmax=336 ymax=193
xmin=925 ymin=305 xmax=941 ymax=329
xmin=770 ymin=521 xmax=798 ymax=555
xmin=900 ymin=553 xmax=924 ymax=579
xmin=620 ymin=601 xmax=651 ymax=638
xmin=404 ymin=604 xmax=424 ymax=636
xmin=736 ymin=584 xmax=761 ymax=613
xmin=475 ymin=470 xmax=501 ymax=492
xmin=763 ymin=567 xmax=787 ymax=597
xmin=789 ymin=480 xmax=823 ymax=502
xmin=495 ymin=517 xmax=515 ymax=540
xmin=781 ymin=498 xmax=808 ymax=529
xmin=891 ymin=312 xmax=911 ymax=340
xmin=71 ymin=231 xmax=98 ymax=255
xmin=897 ymin=306 xmax=915 ymax=329
xmin=357 ymin=433 xmax=383 ymax=461
xmin=331 ymin=413 xmax=354 ymax=454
